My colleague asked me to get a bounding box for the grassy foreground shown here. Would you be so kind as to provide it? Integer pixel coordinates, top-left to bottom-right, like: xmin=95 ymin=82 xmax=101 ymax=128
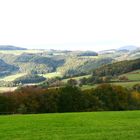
xmin=0 ymin=111 xmax=140 ymax=140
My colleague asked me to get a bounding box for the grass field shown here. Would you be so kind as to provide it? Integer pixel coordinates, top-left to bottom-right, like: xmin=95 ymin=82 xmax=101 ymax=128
xmin=0 ymin=111 xmax=140 ymax=140
xmin=42 ymin=72 xmax=62 ymax=79
xmin=62 ymin=75 xmax=91 ymax=83
xmin=81 ymin=85 xmax=95 ymax=90
xmin=112 ymin=81 xmax=140 ymax=88
xmin=81 ymin=81 xmax=140 ymax=90
xmin=0 ymin=87 xmax=17 ymax=93
xmin=120 ymin=69 xmax=140 ymax=81
xmin=0 ymin=73 xmax=27 ymax=82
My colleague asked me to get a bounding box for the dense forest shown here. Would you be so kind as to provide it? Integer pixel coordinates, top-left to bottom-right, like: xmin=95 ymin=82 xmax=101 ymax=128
xmin=0 ymin=59 xmax=18 ymax=77
xmin=14 ymin=74 xmax=46 ymax=84
xmin=92 ymin=58 xmax=140 ymax=77
xmin=0 ymin=84 xmax=140 ymax=114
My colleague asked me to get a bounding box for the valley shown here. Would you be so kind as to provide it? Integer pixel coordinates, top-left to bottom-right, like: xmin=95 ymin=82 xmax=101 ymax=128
xmin=1 ymin=1 xmax=140 ymax=139
xmin=0 ymin=46 xmax=140 ymax=92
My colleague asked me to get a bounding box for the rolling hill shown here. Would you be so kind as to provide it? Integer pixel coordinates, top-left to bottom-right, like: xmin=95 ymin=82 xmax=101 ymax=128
xmin=118 ymin=45 xmax=139 ymax=51
xmin=0 ymin=59 xmax=19 ymax=77
xmin=0 ymin=45 xmax=27 ymax=50
xmin=92 ymin=58 xmax=140 ymax=77
xmin=0 ymin=47 xmax=140 ymax=89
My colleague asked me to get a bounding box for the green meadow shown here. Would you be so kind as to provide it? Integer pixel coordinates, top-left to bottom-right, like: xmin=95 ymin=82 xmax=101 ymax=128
xmin=111 ymin=81 xmax=140 ymax=88
xmin=121 ymin=70 xmax=140 ymax=81
xmin=0 ymin=73 xmax=27 ymax=81
xmin=81 ymin=69 xmax=140 ymax=90
xmin=0 ymin=87 xmax=17 ymax=93
xmin=42 ymin=72 xmax=62 ymax=79
xmin=81 ymin=81 xmax=140 ymax=90
xmin=62 ymin=75 xmax=91 ymax=83
xmin=0 ymin=68 xmax=139 ymax=92
xmin=0 ymin=111 xmax=140 ymax=140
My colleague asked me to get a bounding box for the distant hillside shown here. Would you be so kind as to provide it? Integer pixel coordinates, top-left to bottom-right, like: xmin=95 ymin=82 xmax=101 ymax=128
xmin=77 ymin=51 xmax=98 ymax=56
xmin=98 ymin=49 xmax=116 ymax=54
xmin=92 ymin=58 xmax=140 ymax=77
xmin=0 ymin=45 xmax=27 ymax=50
xmin=0 ymin=59 xmax=19 ymax=77
xmin=14 ymin=53 xmax=65 ymax=73
xmin=14 ymin=74 xmax=46 ymax=84
xmin=118 ymin=45 xmax=138 ymax=51
xmin=0 ymin=47 xmax=140 ymax=80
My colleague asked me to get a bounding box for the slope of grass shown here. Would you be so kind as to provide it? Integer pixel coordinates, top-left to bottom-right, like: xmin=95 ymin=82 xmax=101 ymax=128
xmin=81 ymin=81 xmax=140 ymax=90
xmin=111 ymin=81 xmax=140 ymax=88
xmin=121 ymin=69 xmax=140 ymax=81
xmin=0 ymin=73 xmax=27 ymax=81
xmin=62 ymin=75 xmax=91 ymax=83
xmin=0 ymin=111 xmax=140 ymax=140
xmin=0 ymin=87 xmax=17 ymax=93
xmin=42 ymin=72 xmax=62 ymax=79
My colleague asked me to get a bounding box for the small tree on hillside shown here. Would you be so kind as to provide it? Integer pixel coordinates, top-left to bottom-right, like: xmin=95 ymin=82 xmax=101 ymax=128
xmin=119 ymin=76 xmax=129 ymax=81
xmin=67 ymin=79 xmax=78 ymax=87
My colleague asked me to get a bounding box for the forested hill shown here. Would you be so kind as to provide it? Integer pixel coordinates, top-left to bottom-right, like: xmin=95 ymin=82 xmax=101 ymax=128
xmin=0 ymin=45 xmax=27 ymax=50
xmin=0 ymin=47 xmax=140 ymax=80
xmin=0 ymin=59 xmax=19 ymax=76
xmin=92 ymin=58 xmax=140 ymax=76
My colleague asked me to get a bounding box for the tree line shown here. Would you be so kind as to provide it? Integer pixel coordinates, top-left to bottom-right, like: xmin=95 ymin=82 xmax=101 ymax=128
xmin=92 ymin=58 xmax=140 ymax=77
xmin=0 ymin=84 xmax=140 ymax=114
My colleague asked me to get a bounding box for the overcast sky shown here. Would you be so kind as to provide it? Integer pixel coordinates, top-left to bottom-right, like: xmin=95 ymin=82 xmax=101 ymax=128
xmin=0 ymin=0 xmax=140 ymax=51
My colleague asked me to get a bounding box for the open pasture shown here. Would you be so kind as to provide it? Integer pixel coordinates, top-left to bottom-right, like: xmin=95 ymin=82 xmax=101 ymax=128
xmin=0 ymin=111 xmax=140 ymax=140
